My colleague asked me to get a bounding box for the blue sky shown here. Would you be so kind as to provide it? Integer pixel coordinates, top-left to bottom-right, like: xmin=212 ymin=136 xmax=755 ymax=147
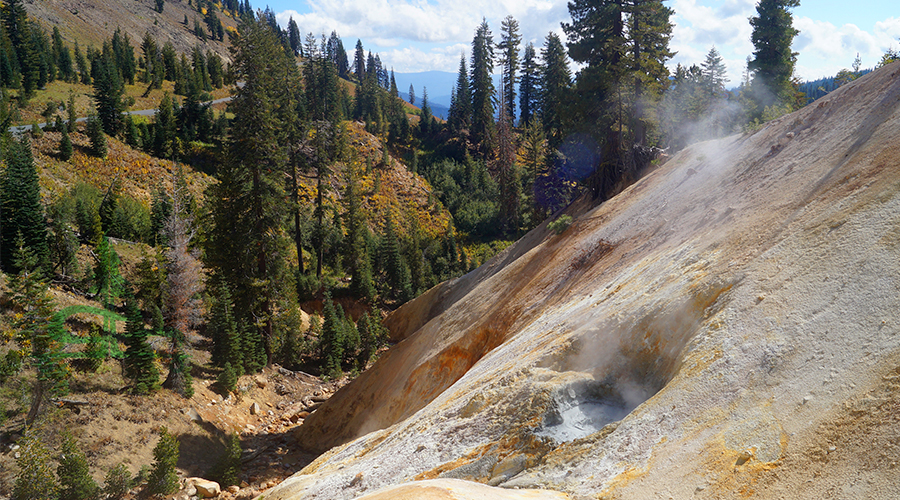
xmin=263 ymin=0 xmax=900 ymax=86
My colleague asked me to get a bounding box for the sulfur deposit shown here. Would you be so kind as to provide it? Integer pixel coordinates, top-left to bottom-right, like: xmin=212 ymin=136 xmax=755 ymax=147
xmin=267 ymin=63 xmax=900 ymax=499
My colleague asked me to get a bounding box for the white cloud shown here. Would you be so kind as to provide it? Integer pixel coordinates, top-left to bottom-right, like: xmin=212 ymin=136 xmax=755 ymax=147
xmin=274 ymin=0 xmax=573 ymax=72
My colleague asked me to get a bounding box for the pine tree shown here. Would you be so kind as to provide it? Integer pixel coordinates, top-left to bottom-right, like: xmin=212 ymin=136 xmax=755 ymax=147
xmin=210 ymin=433 xmax=241 ymax=487
xmin=94 ymin=234 xmax=124 ymax=309
xmin=147 ymin=428 xmax=179 ymax=497
xmin=92 ymin=52 xmax=124 ymax=136
xmin=344 ymin=166 xmax=376 ymax=303
xmin=153 ymin=92 xmax=177 ymax=159
xmin=319 ymin=293 xmax=344 ymax=378
xmin=1 ymin=136 xmax=48 ymax=273
xmin=7 ymin=245 xmax=68 ymax=426
xmin=3 ymin=0 xmax=40 ymax=97
xmin=540 ymin=32 xmax=572 ymax=149
xmin=564 ymin=0 xmax=673 ymax=198
xmin=379 ymin=215 xmax=412 ymax=303
xmin=206 ymin=17 xmax=306 ymax=365
xmin=470 ymin=19 xmax=496 ymax=158
xmin=701 ymin=46 xmax=728 ymax=91
xmin=447 ymin=55 xmax=472 ymax=133
xmin=217 ymin=361 xmax=237 ymax=395
xmin=86 ymin=114 xmax=107 ymax=158
xmin=287 ymin=17 xmax=302 ymax=55
xmin=518 ymin=42 xmax=540 ymax=127
xmin=208 ymin=282 xmax=242 ymax=371
xmin=161 ymin=169 xmax=202 ymax=398
xmin=13 ymin=429 xmax=59 ymax=500
xmin=103 ymin=464 xmax=132 ymax=500
xmin=122 ymin=293 xmax=159 ymax=394
xmin=59 ymin=120 xmax=73 ymax=160
xmin=354 ymin=39 xmax=366 ymax=82
xmin=58 ymin=434 xmax=100 ymax=500
xmin=496 ymin=84 xmax=520 ymax=234
xmin=749 ymin=0 xmax=800 ymax=107
xmin=497 ymin=16 xmax=521 ymax=121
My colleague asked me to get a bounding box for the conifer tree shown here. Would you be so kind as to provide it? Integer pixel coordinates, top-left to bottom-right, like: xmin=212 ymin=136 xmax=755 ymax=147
xmin=702 ymin=46 xmax=728 ymax=92
xmin=13 ymin=429 xmax=59 ymax=500
xmin=564 ymin=0 xmax=673 ymax=198
xmin=3 ymin=0 xmax=39 ymax=97
xmin=86 ymin=114 xmax=107 ymax=158
xmin=58 ymin=434 xmax=100 ymax=500
xmin=470 ymin=19 xmax=496 ymax=158
xmin=379 ymin=215 xmax=413 ymax=303
xmin=92 ymin=52 xmax=124 ymax=136
xmin=354 ymin=39 xmax=366 ymax=82
xmin=518 ymin=42 xmax=540 ymax=127
xmin=59 ymin=120 xmax=73 ymax=160
xmin=749 ymin=0 xmax=800 ymax=107
xmin=208 ymin=281 xmax=242 ymax=371
xmin=153 ymin=92 xmax=177 ymax=159
xmin=1 ymin=136 xmax=48 ymax=273
xmin=122 ymin=292 xmax=159 ymax=394
xmin=7 ymin=245 xmax=69 ymax=425
xmin=448 ymin=55 xmax=472 ymax=133
xmin=102 ymin=464 xmax=132 ymax=500
xmin=288 ymin=17 xmax=302 ymax=56
xmin=540 ymin=32 xmax=572 ymax=149
xmin=497 ymin=16 xmax=521 ymax=121
xmin=497 ymin=84 xmax=520 ymax=233
xmin=319 ymin=293 xmax=344 ymax=378
xmin=147 ymin=428 xmax=179 ymax=497
xmin=344 ymin=166 xmax=376 ymax=303
xmin=161 ymin=170 xmax=202 ymax=398
xmin=205 ymin=18 xmax=303 ymax=366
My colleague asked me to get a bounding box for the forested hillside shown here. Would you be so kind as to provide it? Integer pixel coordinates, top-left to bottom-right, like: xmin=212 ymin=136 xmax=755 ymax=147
xmin=2 ymin=0 xmax=900 ymax=497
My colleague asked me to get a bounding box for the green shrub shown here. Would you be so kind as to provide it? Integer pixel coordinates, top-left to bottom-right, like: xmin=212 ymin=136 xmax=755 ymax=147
xmin=58 ymin=434 xmax=100 ymax=500
xmin=216 ymin=362 xmax=237 ymax=395
xmin=210 ymin=433 xmax=241 ymax=487
xmin=13 ymin=430 xmax=59 ymax=500
xmin=146 ymin=427 xmax=180 ymax=497
xmin=103 ymin=463 xmax=132 ymax=500
xmin=547 ymin=214 xmax=573 ymax=235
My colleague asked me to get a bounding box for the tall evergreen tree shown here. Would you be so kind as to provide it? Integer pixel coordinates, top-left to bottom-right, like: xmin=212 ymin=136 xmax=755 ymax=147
xmin=2 ymin=0 xmax=39 ymax=96
xmin=92 ymin=52 xmax=125 ymax=136
xmin=496 ymin=83 xmax=520 ymax=233
xmin=288 ymin=17 xmax=302 ymax=56
xmin=447 ymin=55 xmax=472 ymax=133
xmin=206 ymin=17 xmax=301 ymax=364
xmin=540 ymin=32 xmax=572 ymax=149
xmin=701 ymin=45 xmax=728 ymax=91
xmin=564 ymin=0 xmax=673 ymax=198
xmin=749 ymin=0 xmax=800 ymax=107
xmin=470 ymin=19 xmax=496 ymax=158
xmin=353 ymin=39 xmax=366 ymax=82
xmin=1 ymin=137 xmax=48 ymax=273
xmin=57 ymin=434 xmax=100 ymax=500
xmin=13 ymin=430 xmax=59 ymax=500
xmin=497 ymin=16 xmax=521 ymax=121
xmin=122 ymin=293 xmax=159 ymax=394
xmin=518 ymin=42 xmax=540 ymax=127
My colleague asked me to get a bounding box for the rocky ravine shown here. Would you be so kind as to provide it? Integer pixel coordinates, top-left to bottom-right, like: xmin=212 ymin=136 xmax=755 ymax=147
xmin=265 ymin=63 xmax=900 ymax=499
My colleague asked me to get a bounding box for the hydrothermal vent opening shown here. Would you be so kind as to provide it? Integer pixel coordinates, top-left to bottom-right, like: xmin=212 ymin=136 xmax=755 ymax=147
xmin=535 ymin=377 xmax=649 ymax=443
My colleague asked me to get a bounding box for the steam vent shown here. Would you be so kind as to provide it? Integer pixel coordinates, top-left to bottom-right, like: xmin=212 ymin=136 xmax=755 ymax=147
xmin=268 ymin=62 xmax=900 ymax=499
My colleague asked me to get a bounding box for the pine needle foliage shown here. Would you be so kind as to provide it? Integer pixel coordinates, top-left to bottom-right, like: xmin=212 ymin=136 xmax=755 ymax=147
xmin=13 ymin=429 xmax=59 ymax=500
xmin=146 ymin=427 xmax=180 ymax=497
xmin=58 ymin=433 xmax=100 ymax=500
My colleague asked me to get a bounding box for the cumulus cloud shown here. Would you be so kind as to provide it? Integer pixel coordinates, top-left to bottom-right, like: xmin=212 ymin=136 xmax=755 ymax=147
xmin=274 ymin=0 xmax=573 ymax=72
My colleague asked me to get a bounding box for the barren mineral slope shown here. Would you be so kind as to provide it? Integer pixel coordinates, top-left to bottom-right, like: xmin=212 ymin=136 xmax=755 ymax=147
xmin=269 ymin=63 xmax=900 ymax=500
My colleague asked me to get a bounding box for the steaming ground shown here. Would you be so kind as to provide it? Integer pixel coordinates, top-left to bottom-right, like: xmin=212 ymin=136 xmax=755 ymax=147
xmin=267 ymin=62 xmax=900 ymax=500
